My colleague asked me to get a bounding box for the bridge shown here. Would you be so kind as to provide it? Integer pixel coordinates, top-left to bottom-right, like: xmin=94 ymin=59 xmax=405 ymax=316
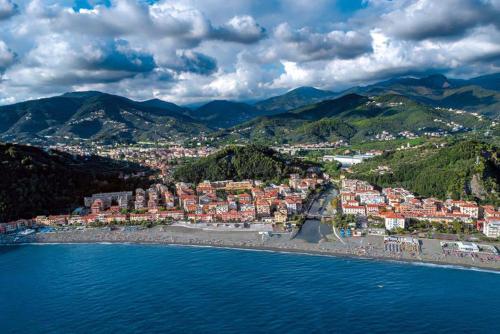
xmin=305 ymin=214 xmax=335 ymax=220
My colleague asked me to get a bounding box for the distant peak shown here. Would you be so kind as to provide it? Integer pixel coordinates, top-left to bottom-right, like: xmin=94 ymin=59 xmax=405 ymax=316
xmin=61 ymin=91 xmax=105 ymax=98
xmin=420 ymin=74 xmax=450 ymax=88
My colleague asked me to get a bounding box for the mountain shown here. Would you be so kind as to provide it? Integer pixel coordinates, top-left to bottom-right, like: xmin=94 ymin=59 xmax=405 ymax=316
xmin=465 ymin=73 xmax=500 ymax=91
xmin=0 ymin=142 xmax=149 ymax=222
xmin=173 ymin=145 xmax=315 ymax=184
xmin=255 ymin=86 xmax=337 ymax=114
xmin=217 ymin=93 xmax=491 ymax=145
xmin=350 ymin=73 xmax=500 ymax=119
xmin=351 ymin=140 xmax=500 ymax=205
xmin=0 ymin=92 xmax=209 ymax=145
xmin=138 ymin=98 xmax=188 ymax=115
xmin=186 ymin=100 xmax=265 ymax=128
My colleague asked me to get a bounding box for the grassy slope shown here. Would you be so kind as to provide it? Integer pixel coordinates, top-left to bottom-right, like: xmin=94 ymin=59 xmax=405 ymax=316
xmin=350 ymin=140 xmax=500 ymax=205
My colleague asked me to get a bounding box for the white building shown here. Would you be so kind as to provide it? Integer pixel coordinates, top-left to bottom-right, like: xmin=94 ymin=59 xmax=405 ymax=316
xmin=483 ymin=219 xmax=500 ymax=238
xmin=342 ymin=205 xmax=366 ymax=216
xmin=457 ymin=241 xmax=480 ymax=253
xmin=384 ymin=213 xmax=407 ymax=231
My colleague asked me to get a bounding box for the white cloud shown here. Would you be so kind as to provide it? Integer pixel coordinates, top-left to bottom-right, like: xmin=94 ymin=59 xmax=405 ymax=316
xmin=0 ymin=0 xmax=500 ymax=105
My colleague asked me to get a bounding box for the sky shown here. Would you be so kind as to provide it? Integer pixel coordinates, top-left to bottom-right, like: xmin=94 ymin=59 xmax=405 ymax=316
xmin=0 ymin=0 xmax=500 ymax=105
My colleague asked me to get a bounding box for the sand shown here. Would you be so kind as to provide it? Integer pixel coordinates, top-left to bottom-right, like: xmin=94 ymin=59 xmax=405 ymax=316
xmin=2 ymin=225 xmax=498 ymax=272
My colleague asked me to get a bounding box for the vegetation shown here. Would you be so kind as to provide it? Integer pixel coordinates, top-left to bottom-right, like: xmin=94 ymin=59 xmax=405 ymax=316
xmin=350 ymin=140 xmax=500 ymax=205
xmin=0 ymin=142 xmax=150 ymax=222
xmin=215 ymin=93 xmax=491 ymax=145
xmin=173 ymin=145 xmax=316 ymax=184
xmin=0 ymin=91 xmax=209 ymax=145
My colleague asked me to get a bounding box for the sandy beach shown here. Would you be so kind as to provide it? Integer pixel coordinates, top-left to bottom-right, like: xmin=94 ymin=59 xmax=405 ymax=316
xmin=2 ymin=224 xmax=499 ymax=272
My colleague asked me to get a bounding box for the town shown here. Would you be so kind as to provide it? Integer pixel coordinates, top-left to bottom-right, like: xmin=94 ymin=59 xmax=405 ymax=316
xmin=339 ymin=178 xmax=500 ymax=239
xmin=0 ymin=172 xmax=325 ymax=234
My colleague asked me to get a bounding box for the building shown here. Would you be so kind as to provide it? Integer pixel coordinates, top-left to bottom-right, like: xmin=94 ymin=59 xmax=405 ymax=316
xmin=384 ymin=213 xmax=407 ymax=231
xmin=342 ymin=205 xmax=366 ymax=216
xmin=84 ymin=191 xmax=132 ymax=209
xmin=483 ymin=218 xmax=500 ymax=238
xmin=457 ymin=241 xmax=480 ymax=253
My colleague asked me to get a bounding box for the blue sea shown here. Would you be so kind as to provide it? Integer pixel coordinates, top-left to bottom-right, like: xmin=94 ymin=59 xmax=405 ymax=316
xmin=1 ymin=244 xmax=498 ymax=334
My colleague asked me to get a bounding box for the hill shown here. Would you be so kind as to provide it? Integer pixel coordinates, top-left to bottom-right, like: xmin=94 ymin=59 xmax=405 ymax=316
xmin=217 ymin=94 xmax=491 ymax=145
xmin=350 ymin=74 xmax=500 ymax=119
xmin=186 ymin=100 xmax=265 ymax=128
xmin=0 ymin=91 xmax=209 ymax=145
xmin=173 ymin=145 xmax=315 ymax=184
xmin=0 ymin=142 xmax=150 ymax=222
xmin=255 ymin=86 xmax=337 ymax=114
xmin=350 ymin=140 xmax=500 ymax=205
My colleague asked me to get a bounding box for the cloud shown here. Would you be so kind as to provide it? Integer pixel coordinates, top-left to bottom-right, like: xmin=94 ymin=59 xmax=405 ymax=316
xmin=0 ymin=40 xmax=16 ymax=72
xmin=176 ymin=50 xmax=217 ymax=75
xmin=0 ymin=0 xmax=17 ymax=20
xmin=382 ymin=0 xmax=500 ymax=40
xmin=1 ymin=0 xmax=500 ymax=105
xmin=270 ymin=23 xmax=372 ymax=62
xmin=213 ymin=15 xmax=266 ymax=43
xmin=5 ymin=35 xmax=155 ymax=86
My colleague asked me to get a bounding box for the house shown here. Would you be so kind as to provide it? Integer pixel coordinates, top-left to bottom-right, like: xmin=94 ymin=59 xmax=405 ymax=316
xmin=256 ymin=200 xmax=271 ymax=217
xmin=384 ymin=212 xmax=407 ymax=231
xmin=159 ymin=210 xmax=185 ymax=220
xmin=342 ymin=205 xmax=366 ymax=216
xmin=221 ymin=210 xmax=239 ymax=222
xmin=216 ymin=202 xmax=229 ymax=214
xmin=483 ymin=218 xmax=500 ymax=238
xmin=459 ymin=203 xmax=479 ymax=219
xmin=91 ymin=199 xmax=104 ymax=214
xmin=285 ymin=198 xmax=302 ymax=214
xmin=274 ymin=209 xmax=288 ymax=223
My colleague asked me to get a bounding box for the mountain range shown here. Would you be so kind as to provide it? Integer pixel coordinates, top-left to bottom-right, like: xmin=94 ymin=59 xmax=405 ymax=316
xmin=0 ymin=73 xmax=499 ymax=145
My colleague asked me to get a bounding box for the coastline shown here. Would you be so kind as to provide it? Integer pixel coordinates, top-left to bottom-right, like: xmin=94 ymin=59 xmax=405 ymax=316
xmin=2 ymin=225 xmax=499 ymax=272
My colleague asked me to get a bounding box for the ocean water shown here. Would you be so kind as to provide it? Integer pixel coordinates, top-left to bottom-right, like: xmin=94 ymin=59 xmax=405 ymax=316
xmin=0 ymin=244 xmax=498 ymax=334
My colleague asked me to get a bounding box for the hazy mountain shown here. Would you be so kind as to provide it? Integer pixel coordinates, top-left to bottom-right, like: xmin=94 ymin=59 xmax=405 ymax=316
xmin=186 ymin=100 xmax=266 ymax=128
xmin=0 ymin=91 xmax=209 ymax=145
xmin=254 ymin=86 xmax=337 ymax=114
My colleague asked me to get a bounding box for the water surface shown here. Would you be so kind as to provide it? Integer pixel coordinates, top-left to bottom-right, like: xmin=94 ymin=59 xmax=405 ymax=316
xmin=0 ymin=244 xmax=498 ymax=334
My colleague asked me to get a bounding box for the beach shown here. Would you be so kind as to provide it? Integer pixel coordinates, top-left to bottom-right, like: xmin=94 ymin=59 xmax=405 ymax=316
xmin=2 ymin=224 xmax=499 ymax=271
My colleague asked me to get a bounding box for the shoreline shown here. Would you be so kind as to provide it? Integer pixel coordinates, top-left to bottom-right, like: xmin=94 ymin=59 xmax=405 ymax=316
xmin=2 ymin=226 xmax=499 ymax=272
xmin=9 ymin=240 xmax=500 ymax=274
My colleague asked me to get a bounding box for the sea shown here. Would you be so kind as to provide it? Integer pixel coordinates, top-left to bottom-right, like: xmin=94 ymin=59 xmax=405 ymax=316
xmin=0 ymin=244 xmax=498 ymax=334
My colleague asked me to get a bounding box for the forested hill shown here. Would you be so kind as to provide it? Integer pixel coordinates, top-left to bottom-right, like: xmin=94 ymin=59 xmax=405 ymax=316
xmin=173 ymin=145 xmax=315 ymax=184
xmin=0 ymin=142 xmax=149 ymax=222
xmin=0 ymin=91 xmax=208 ymax=145
xmin=350 ymin=141 xmax=500 ymax=205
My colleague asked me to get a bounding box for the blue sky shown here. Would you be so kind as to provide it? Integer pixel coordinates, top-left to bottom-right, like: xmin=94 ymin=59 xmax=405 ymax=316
xmin=0 ymin=0 xmax=499 ymax=104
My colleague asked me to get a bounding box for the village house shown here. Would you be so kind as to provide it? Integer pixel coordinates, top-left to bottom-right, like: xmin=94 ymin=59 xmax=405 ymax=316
xmin=384 ymin=212 xmax=407 ymax=231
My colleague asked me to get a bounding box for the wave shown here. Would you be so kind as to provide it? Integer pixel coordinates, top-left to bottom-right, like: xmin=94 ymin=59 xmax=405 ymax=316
xmin=4 ymin=242 xmax=499 ymax=274
xmin=406 ymin=261 xmax=500 ymax=274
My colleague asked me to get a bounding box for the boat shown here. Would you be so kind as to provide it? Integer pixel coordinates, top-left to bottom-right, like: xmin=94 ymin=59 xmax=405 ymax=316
xmin=18 ymin=229 xmax=36 ymax=236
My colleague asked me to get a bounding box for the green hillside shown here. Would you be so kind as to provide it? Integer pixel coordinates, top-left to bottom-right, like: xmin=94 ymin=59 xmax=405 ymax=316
xmin=0 ymin=91 xmax=209 ymax=145
xmin=216 ymin=94 xmax=491 ymax=145
xmin=351 ymin=74 xmax=500 ymax=120
xmin=350 ymin=140 xmax=500 ymax=205
xmin=173 ymin=145 xmax=314 ymax=184
xmin=0 ymin=142 xmax=149 ymax=222
xmin=255 ymin=86 xmax=337 ymax=114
